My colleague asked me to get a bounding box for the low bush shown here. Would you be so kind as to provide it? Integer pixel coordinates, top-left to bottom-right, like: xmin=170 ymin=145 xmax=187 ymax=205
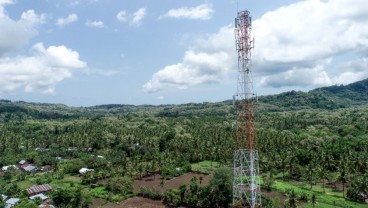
xmin=138 ymin=186 xmax=163 ymax=200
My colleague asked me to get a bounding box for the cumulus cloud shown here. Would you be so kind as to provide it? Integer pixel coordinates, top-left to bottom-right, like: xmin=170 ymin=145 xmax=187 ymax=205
xmin=0 ymin=43 xmax=86 ymax=94
xmin=260 ymin=65 xmax=332 ymax=87
xmin=252 ymin=0 xmax=368 ymax=87
xmin=332 ymin=57 xmax=368 ymax=84
xmin=20 ymin=10 xmax=46 ymax=25
xmin=145 ymin=0 xmax=368 ymax=93
xmin=130 ymin=8 xmax=146 ymax=26
xmin=0 ymin=2 xmax=45 ymax=56
xmin=85 ymin=20 xmax=105 ymax=28
xmin=56 ymin=13 xmax=78 ymax=26
xmin=160 ymin=3 xmax=214 ymax=20
xmin=116 ymin=8 xmax=146 ymax=27
xmin=70 ymin=1 xmax=79 ymax=6
xmin=0 ymin=0 xmax=13 ymax=18
xmin=143 ymin=26 xmax=234 ymax=92
xmin=116 ymin=10 xmax=127 ymax=22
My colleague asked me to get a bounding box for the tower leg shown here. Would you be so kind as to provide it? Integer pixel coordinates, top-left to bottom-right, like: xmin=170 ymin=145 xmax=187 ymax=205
xmin=233 ymin=149 xmax=261 ymax=207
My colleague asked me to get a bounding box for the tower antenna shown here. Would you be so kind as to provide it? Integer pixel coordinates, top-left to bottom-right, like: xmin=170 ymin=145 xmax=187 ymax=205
xmin=232 ymin=6 xmax=261 ymax=208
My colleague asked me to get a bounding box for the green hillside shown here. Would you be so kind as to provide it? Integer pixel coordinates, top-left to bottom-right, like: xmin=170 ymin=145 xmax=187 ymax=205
xmin=0 ymin=79 xmax=367 ymax=207
xmin=1 ymin=78 xmax=367 ymax=119
xmin=259 ymin=78 xmax=368 ymax=110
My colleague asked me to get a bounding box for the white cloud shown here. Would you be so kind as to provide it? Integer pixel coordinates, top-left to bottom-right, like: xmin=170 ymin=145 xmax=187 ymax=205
xmin=160 ymin=3 xmax=214 ymax=20
xmin=332 ymin=57 xmax=368 ymax=84
xmin=70 ymin=1 xmax=79 ymax=6
xmin=144 ymin=0 xmax=368 ymax=93
xmin=116 ymin=10 xmax=127 ymax=22
xmin=260 ymin=65 xmax=332 ymax=88
xmin=252 ymin=0 xmax=368 ymax=87
xmin=85 ymin=69 xmax=120 ymax=76
xmin=0 ymin=43 xmax=86 ymax=94
xmin=116 ymin=8 xmax=146 ymax=27
xmin=85 ymin=20 xmax=105 ymax=28
xmin=20 ymin=10 xmax=46 ymax=25
xmin=56 ymin=13 xmax=78 ymax=26
xmin=130 ymin=8 xmax=146 ymax=27
xmin=0 ymin=3 xmax=45 ymax=56
xmin=143 ymin=26 xmax=234 ymax=93
xmin=0 ymin=0 xmax=13 ymax=18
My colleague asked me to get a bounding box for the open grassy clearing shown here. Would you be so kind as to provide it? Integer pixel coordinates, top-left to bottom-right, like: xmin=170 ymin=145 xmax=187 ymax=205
xmin=190 ymin=162 xmax=367 ymax=208
xmin=273 ymin=180 xmax=367 ymax=208
xmin=191 ymin=160 xmax=221 ymax=174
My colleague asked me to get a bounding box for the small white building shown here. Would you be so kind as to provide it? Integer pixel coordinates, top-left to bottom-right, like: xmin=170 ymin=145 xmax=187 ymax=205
xmin=1 ymin=194 xmax=9 ymax=201
xmin=79 ymin=168 xmax=94 ymax=174
xmin=19 ymin=160 xmax=27 ymax=165
xmin=30 ymin=193 xmax=49 ymax=201
xmin=23 ymin=165 xmax=37 ymax=172
xmin=5 ymin=198 xmax=20 ymax=208
xmin=2 ymin=165 xmax=18 ymax=171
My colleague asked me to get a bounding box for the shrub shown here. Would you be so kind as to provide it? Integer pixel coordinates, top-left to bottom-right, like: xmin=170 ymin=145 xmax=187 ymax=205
xmin=163 ymin=189 xmax=181 ymax=207
xmin=161 ymin=164 xmax=182 ymax=178
xmin=107 ymin=176 xmax=133 ymax=195
xmin=298 ymin=192 xmax=309 ymax=202
xmin=138 ymin=186 xmax=163 ymax=200
xmin=89 ymin=186 xmax=109 ymax=199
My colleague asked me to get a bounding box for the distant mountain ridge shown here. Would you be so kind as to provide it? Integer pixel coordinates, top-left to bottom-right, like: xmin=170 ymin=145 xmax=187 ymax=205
xmin=0 ymin=78 xmax=367 ymax=119
xmin=259 ymin=78 xmax=368 ymax=110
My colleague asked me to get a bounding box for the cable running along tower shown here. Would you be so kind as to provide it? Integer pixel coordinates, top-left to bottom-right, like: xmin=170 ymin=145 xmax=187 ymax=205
xmin=233 ymin=9 xmax=261 ymax=208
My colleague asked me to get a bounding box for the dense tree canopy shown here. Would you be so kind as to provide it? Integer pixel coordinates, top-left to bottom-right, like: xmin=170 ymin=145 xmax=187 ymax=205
xmin=0 ymin=79 xmax=367 ymax=206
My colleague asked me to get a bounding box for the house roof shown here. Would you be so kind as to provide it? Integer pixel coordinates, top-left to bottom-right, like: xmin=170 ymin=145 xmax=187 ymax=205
xmin=2 ymin=194 xmax=9 ymax=201
xmin=27 ymin=184 xmax=52 ymax=195
xmin=39 ymin=204 xmax=56 ymax=208
xmin=24 ymin=165 xmax=37 ymax=171
xmin=1 ymin=165 xmax=18 ymax=171
xmin=6 ymin=197 xmax=20 ymax=205
xmin=19 ymin=160 xmax=27 ymax=165
xmin=30 ymin=193 xmax=49 ymax=201
xmin=56 ymin=157 xmax=63 ymax=160
xmin=79 ymin=168 xmax=94 ymax=174
xmin=40 ymin=165 xmax=52 ymax=171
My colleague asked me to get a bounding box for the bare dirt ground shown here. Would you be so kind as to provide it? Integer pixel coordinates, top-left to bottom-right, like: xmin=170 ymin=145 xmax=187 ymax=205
xmin=133 ymin=173 xmax=210 ymax=193
xmin=91 ymin=173 xmax=210 ymax=207
xmin=98 ymin=197 xmax=166 ymax=208
xmin=262 ymin=190 xmax=289 ymax=207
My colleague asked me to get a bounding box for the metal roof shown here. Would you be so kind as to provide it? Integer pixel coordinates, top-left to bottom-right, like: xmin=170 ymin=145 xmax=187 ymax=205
xmin=27 ymin=184 xmax=52 ymax=195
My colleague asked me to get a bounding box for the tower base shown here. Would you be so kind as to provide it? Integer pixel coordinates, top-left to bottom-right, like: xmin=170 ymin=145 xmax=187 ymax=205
xmin=233 ymin=149 xmax=261 ymax=208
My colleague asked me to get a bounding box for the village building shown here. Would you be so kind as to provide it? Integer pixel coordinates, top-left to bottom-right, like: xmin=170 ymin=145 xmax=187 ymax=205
xmin=21 ymin=164 xmax=37 ymax=172
xmin=30 ymin=193 xmax=49 ymax=201
xmin=1 ymin=165 xmax=18 ymax=171
xmin=5 ymin=198 xmax=20 ymax=208
xmin=79 ymin=168 xmax=94 ymax=174
xmin=18 ymin=160 xmax=28 ymax=165
xmin=39 ymin=165 xmax=52 ymax=172
xmin=27 ymin=184 xmax=52 ymax=196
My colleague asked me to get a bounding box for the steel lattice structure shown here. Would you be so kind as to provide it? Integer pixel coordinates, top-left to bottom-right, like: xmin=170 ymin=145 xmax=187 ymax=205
xmin=233 ymin=10 xmax=261 ymax=208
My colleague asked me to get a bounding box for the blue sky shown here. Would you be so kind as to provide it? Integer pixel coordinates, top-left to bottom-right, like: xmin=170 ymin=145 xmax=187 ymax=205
xmin=0 ymin=0 xmax=367 ymax=106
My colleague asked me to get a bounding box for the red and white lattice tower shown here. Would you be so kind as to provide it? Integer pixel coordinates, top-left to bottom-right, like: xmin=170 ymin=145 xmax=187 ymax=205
xmin=233 ymin=10 xmax=261 ymax=208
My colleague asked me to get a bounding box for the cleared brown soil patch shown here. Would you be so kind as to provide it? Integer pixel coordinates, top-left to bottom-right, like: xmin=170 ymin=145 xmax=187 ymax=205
xmin=262 ymin=190 xmax=288 ymax=207
xmin=90 ymin=197 xmax=107 ymax=208
xmin=91 ymin=173 xmax=210 ymax=207
xmin=100 ymin=197 xmax=166 ymax=208
xmin=134 ymin=173 xmax=210 ymax=193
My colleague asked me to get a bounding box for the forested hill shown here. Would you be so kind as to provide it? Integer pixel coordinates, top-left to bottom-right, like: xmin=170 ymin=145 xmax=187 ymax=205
xmin=0 ymin=78 xmax=367 ymax=119
xmin=259 ymin=78 xmax=368 ymax=110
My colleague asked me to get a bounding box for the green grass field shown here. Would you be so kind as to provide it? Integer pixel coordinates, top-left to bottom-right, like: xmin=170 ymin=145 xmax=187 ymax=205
xmin=191 ymin=160 xmax=220 ymax=174
xmin=273 ymin=180 xmax=367 ymax=208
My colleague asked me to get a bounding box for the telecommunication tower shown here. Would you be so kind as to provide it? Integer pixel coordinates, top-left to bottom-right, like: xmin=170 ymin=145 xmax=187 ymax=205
xmin=233 ymin=9 xmax=261 ymax=208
